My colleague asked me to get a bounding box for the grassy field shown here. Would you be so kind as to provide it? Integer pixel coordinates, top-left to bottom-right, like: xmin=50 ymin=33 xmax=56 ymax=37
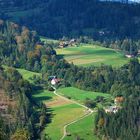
xmin=3 ymin=66 xmax=41 ymax=83
xmin=55 ymin=44 xmax=129 ymax=67
xmin=16 ymin=68 xmax=41 ymax=83
xmin=64 ymin=114 xmax=99 ymax=140
xmin=33 ymin=90 xmax=55 ymax=103
xmin=33 ymin=90 xmax=86 ymax=140
xmin=40 ymin=36 xmax=59 ymax=44
xmin=45 ymin=104 xmax=85 ymax=140
xmin=58 ymin=87 xmax=111 ymax=103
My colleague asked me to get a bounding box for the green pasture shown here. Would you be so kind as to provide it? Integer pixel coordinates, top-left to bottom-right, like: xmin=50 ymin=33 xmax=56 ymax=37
xmin=64 ymin=113 xmax=99 ymax=140
xmin=16 ymin=68 xmax=41 ymax=83
xmin=32 ymin=90 xmax=55 ymax=103
xmin=45 ymin=104 xmax=85 ymax=140
xmin=56 ymin=44 xmax=129 ymax=67
xmin=58 ymin=87 xmax=111 ymax=103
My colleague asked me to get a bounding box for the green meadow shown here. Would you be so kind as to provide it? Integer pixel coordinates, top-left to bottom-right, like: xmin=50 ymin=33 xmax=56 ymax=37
xmin=58 ymin=87 xmax=111 ymax=103
xmin=64 ymin=114 xmax=99 ymax=140
xmin=33 ymin=90 xmax=85 ymax=140
xmin=45 ymin=104 xmax=85 ymax=140
xmin=17 ymin=68 xmax=41 ymax=83
xmin=56 ymin=44 xmax=129 ymax=67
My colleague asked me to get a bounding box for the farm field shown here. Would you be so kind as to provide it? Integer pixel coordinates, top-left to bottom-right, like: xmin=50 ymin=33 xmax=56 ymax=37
xmin=44 ymin=104 xmax=85 ymax=140
xmin=58 ymin=87 xmax=111 ymax=103
xmin=64 ymin=114 xmax=99 ymax=140
xmin=33 ymin=90 xmax=86 ymax=140
xmin=55 ymin=44 xmax=129 ymax=67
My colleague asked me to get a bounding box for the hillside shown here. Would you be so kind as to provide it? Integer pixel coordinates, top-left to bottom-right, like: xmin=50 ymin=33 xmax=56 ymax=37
xmin=0 ymin=0 xmax=140 ymax=40
xmin=0 ymin=66 xmax=45 ymax=139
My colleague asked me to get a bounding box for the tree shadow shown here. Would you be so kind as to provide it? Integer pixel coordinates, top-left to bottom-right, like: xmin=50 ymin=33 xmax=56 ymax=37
xmin=34 ymin=96 xmax=52 ymax=102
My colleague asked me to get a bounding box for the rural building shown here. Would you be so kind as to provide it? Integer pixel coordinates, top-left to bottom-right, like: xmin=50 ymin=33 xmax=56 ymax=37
xmin=51 ymin=78 xmax=61 ymax=85
xmin=59 ymin=39 xmax=77 ymax=48
xmin=59 ymin=41 xmax=69 ymax=48
xmin=125 ymin=54 xmax=134 ymax=58
xmin=105 ymin=106 xmax=120 ymax=114
xmin=138 ymin=50 xmax=140 ymax=55
xmin=104 ymin=97 xmax=124 ymax=113
xmin=114 ymin=96 xmax=124 ymax=105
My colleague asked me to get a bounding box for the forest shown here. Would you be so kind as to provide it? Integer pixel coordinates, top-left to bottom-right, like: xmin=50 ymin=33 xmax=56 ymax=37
xmin=0 ymin=0 xmax=140 ymax=40
xmin=0 ymin=66 xmax=49 ymax=140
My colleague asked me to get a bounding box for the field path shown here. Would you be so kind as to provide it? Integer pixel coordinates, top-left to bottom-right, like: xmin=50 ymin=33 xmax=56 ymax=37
xmin=52 ymin=87 xmax=94 ymax=140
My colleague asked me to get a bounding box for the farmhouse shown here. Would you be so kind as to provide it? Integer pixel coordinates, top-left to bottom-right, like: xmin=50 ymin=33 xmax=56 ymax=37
xmin=114 ymin=96 xmax=124 ymax=105
xmin=59 ymin=41 xmax=69 ymax=48
xmin=105 ymin=106 xmax=121 ymax=113
xmin=104 ymin=97 xmax=124 ymax=113
xmin=51 ymin=78 xmax=61 ymax=85
xmin=59 ymin=39 xmax=77 ymax=48
xmin=125 ymin=54 xmax=134 ymax=58
xmin=138 ymin=50 xmax=140 ymax=55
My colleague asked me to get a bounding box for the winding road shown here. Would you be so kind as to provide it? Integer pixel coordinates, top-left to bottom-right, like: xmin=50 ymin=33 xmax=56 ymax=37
xmin=52 ymin=87 xmax=94 ymax=140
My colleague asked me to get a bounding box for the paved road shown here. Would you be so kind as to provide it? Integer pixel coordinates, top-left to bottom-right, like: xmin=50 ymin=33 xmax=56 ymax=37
xmin=52 ymin=87 xmax=94 ymax=140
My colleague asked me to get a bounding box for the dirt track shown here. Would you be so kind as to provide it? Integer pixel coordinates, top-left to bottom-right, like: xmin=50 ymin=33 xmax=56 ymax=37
xmin=52 ymin=87 xmax=94 ymax=140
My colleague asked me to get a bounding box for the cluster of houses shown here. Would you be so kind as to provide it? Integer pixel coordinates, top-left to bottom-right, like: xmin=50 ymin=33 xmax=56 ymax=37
xmin=59 ymin=39 xmax=77 ymax=48
xmin=104 ymin=96 xmax=124 ymax=114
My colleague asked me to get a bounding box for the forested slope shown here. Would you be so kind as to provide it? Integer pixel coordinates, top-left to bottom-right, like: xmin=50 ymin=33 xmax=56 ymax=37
xmin=0 ymin=0 xmax=140 ymax=40
xmin=0 ymin=66 xmax=47 ymax=140
xmin=0 ymin=20 xmax=53 ymax=140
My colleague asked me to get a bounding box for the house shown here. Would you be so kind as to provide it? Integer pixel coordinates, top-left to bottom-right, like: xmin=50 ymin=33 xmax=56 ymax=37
xmin=138 ymin=50 xmax=140 ymax=55
xmin=125 ymin=54 xmax=134 ymax=58
xmin=105 ymin=106 xmax=120 ymax=114
xmin=59 ymin=41 xmax=69 ymax=48
xmin=114 ymin=96 xmax=124 ymax=105
xmin=59 ymin=39 xmax=77 ymax=48
xmin=51 ymin=78 xmax=61 ymax=85
xmin=69 ymin=39 xmax=76 ymax=46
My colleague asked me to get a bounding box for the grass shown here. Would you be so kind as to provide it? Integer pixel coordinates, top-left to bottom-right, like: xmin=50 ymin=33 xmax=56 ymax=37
xmin=64 ymin=113 xmax=99 ymax=140
xmin=33 ymin=90 xmax=55 ymax=103
xmin=16 ymin=68 xmax=41 ymax=83
xmin=45 ymin=104 xmax=85 ymax=140
xmin=32 ymin=89 xmax=100 ymax=140
xmin=33 ymin=90 xmax=85 ymax=140
xmin=2 ymin=66 xmax=41 ymax=83
xmin=40 ymin=36 xmax=59 ymax=44
xmin=55 ymin=44 xmax=129 ymax=67
xmin=58 ymin=87 xmax=111 ymax=103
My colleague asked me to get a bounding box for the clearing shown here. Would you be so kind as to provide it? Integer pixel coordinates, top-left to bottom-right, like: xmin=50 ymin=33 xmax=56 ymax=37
xmin=55 ymin=44 xmax=129 ymax=67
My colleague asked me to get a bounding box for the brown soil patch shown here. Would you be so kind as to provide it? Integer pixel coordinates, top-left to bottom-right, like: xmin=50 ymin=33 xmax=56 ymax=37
xmin=44 ymin=96 xmax=71 ymax=107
